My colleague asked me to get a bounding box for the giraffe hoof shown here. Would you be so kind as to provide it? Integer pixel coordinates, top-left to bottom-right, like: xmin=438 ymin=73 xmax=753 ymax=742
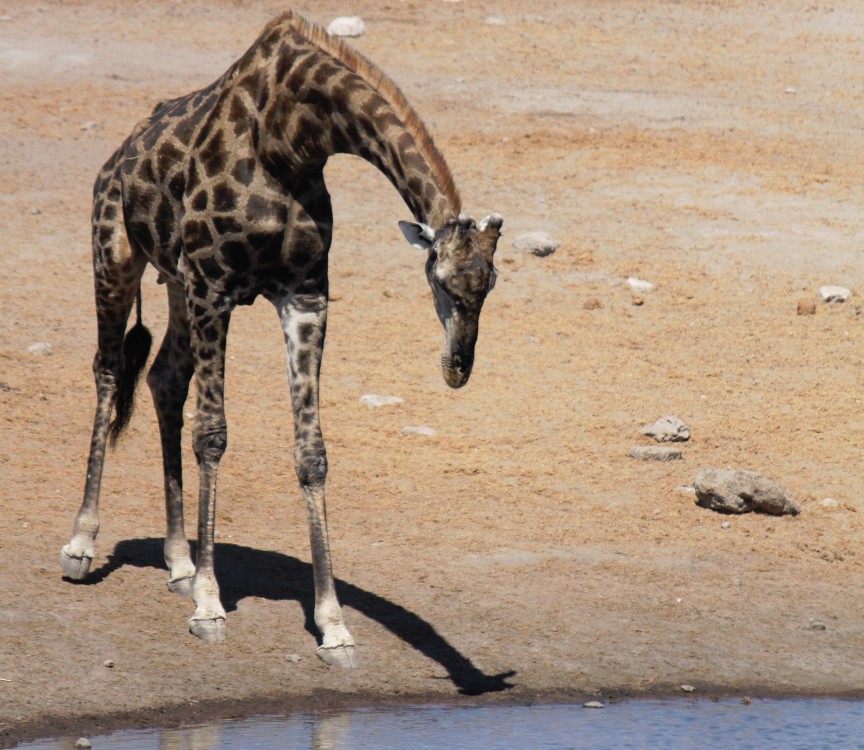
xmin=316 ymin=644 xmax=358 ymax=669
xmin=60 ymin=547 xmax=92 ymax=581
xmin=189 ymin=617 xmax=227 ymax=643
xmin=167 ymin=576 xmax=193 ymax=598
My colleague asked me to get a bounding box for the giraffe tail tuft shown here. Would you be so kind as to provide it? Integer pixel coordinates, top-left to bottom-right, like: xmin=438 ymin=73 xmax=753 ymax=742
xmin=108 ymin=289 xmax=152 ymax=447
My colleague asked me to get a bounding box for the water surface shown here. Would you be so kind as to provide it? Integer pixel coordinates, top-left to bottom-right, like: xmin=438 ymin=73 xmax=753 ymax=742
xmin=20 ymin=699 xmax=864 ymax=750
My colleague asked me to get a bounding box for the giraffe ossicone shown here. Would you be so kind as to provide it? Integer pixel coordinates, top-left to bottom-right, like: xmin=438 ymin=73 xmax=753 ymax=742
xmin=61 ymin=10 xmax=502 ymax=666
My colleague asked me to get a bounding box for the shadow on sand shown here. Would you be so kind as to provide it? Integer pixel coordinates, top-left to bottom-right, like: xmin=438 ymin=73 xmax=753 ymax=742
xmin=80 ymin=537 xmax=515 ymax=696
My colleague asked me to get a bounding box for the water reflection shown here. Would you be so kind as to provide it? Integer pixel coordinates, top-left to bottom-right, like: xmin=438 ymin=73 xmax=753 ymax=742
xmin=19 ymin=699 xmax=864 ymax=750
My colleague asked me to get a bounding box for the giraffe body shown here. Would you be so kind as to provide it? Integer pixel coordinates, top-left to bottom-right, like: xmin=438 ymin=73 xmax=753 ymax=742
xmin=61 ymin=11 xmax=502 ymax=665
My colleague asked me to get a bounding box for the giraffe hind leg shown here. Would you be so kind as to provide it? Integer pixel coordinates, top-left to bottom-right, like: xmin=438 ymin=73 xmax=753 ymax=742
xmin=146 ymin=281 xmax=196 ymax=596
xmin=61 ymin=204 xmax=149 ymax=580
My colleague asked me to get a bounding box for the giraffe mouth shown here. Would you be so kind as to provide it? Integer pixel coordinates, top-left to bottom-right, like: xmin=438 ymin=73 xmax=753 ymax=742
xmin=441 ymin=352 xmax=473 ymax=389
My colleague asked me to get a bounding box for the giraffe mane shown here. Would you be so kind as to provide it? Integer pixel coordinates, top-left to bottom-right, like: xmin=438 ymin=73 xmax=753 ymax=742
xmin=263 ymin=11 xmax=462 ymax=218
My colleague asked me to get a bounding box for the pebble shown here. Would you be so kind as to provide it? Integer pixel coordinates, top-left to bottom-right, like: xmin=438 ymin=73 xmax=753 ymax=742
xmin=360 ymin=394 xmax=404 ymax=408
xmin=681 ymin=684 xmax=695 ymax=693
xmin=30 ymin=207 xmax=42 ymax=216
xmin=80 ymin=120 xmax=98 ymax=131
xmin=583 ymin=701 xmax=605 ymax=709
xmin=693 ymin=468 xmax=799 ymax=516
xmin=583 ymin=298 xmax=603 ymax=310
xmin=721 ymin=521 xmax=731 ymax=529
xmin=512 ymin=231 xmax=559 ymax=257
xmin=797 ymin=298 xmax=816 ymax=315
xmin=819 ymin=497 xmax=839 ymax=509
xmin=285 ymin=653 xmax=304 ymax=663
xmin=741 ymin=696 xmax=752 ymax=705
xmin=805 ymin=619 xmax=826 ymax=631
xmin=27 ymin=342 xmax=53 ymax=356
xmin=401 ymin=426 xmax=436 ymax=436
xmin=641 ymin=416 xmax=690 ymax=443
xmin=627 ymin=277 xmax=654 ymax=294
xmin=74 ymin=740 xmax=92 ymax=750
xmin=631 ymin=295 xmax=644 ymax=306
xmin=628 ymin=446 xmax=683 ymax=462
xmin=327 ymin=16 xmax=365 ymax=37
xmin=820 ymin=285 xmax=852 ymax=303
xmin=103 ymin=660 xmax=115 ymax=669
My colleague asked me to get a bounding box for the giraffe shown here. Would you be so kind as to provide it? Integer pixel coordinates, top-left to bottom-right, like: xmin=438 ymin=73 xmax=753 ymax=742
xmin=60 ymin=11 xmax=502 ymax=667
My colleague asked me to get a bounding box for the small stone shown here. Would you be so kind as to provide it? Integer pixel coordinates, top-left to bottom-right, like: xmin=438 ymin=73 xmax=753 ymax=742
xmin=80 ymin=120 xmax=98 ymax=132
xmin=784 ymin=86 xmax=797 ymax=94
xmin=103 ymin=660 xmax=115 ymax=668
xmin=30 ymin=207 xmax=42 ymax=216
xmin=631 ymin=295 xmax=644 ymax=306
xmin=360 ymin=394 xmax=404 ymax=408
xmin=819 ymin=498 xmax=839 ymax=509
xmin=628 ymin=446 xmax=683 ymax=462
xmin=641 ymin=416 xmax=690 ymax=443
xmin=401 ymin=426 xmax=436 ymax=436
xmin=327 ymin=16 xmax=365 ymax=37
xmin=797 ymin=298 xmax=816 ymax=315
xmin=741 ymin=696 xmax=752 ymax=705
xmin=805 ymin=619 xmax=826 ymax=631
xmin=627 ymin=277 xmax=654 ymax=294
xmin=583 ymin=298 xmax=602 ymax=310
xmin=512 ymin=231 xmax=559 ymax=257
xmin=721 ymin=521 xmax=731 ymax=529
xmin=694 ymin=468 xmax=799 ymax=516
xmin=285 ymin=653 xmax=304 ymax=663
xmin=820 ymin=286 xmax=852 ymax=303
xmin=27 ymin=342 xmax=53 ymax=356
xmin=485 ymin=15 xmax=506 ymax=25
xmin=681 ymin=684 xmax=695 ymax=693
xmin=74 ymin=740 xmax=92 ymax=750
xmin=583 ymin=701 xmax=605 ymax=709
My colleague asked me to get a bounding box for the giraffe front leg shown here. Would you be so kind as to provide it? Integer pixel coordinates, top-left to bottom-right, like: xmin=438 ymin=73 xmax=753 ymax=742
xmin=278 ymin=295 xmax=356 ymax=668
xmin=186 ymin=297 xmax=231 ymax=643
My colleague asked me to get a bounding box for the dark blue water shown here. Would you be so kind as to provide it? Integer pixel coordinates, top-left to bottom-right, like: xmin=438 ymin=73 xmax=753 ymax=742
xmin=19 ymin=700 xmax=864 ymax=750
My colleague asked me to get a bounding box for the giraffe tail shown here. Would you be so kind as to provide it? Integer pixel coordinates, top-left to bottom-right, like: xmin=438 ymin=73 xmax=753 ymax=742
xmin=108 ymin=288 xmax=152 ymax=447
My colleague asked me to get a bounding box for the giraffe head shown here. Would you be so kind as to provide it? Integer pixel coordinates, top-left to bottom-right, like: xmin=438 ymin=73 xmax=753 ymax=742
xmin=400 ymin=212 xmax=503 ymax=388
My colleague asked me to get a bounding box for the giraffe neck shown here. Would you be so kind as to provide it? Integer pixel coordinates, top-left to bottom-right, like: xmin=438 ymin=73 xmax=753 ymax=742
xmin=245 ymin=15 xmax=461 ymax=230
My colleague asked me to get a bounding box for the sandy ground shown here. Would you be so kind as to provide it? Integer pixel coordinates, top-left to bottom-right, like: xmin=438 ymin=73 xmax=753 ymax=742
xmin=3 ymin=0 xmax=864 ymax=744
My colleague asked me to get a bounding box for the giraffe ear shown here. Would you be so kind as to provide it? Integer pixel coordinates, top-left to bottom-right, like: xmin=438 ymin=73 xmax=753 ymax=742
xmin=398 ymin=220 xmax=435 ymax=250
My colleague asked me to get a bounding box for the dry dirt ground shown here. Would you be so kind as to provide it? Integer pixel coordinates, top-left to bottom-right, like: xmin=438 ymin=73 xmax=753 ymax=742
xmin=3 ymin=0 xmax=864 ymax=745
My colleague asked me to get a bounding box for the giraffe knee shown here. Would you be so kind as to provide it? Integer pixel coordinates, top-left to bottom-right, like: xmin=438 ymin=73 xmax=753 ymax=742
xmin=295 ymin=448 xmax=327 ymax=487
xmin=193 ymin=430 xmax=227 ymax=465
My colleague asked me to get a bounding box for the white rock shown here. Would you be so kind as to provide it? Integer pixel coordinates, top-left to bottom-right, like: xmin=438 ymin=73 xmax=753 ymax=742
xmin=820 ymin=285 xmax=851 ymax=303
xmin=485 ymin=15 xmax=506 ymax=25
xmin=681 ymin=684 xmax=695 ymax=693
xmin=819 ymin=497 xmax=839 ymax=508
xmin=401 ymin=426 xmax=436 ymax=436
xmin=327 ymin=16 xmax=365 ymax=37
xmin=27 ymin=342 xmax=53 ymax=356
xmin=627 ymin=277 xmax=654 ymax=293
xmin=360 ymin=394 xmax=404 ymax=408
xmin=694 ymin=468 xmax=799 ymax=516
xmin=512 ymin=231 xmax=559 ymax=257
xmin=641 ymin=416 xmax=690 ymax=443
xmin=74 ymin=740 xmax=92 ymax=750
xmin=628 ymin=446 xmax=683 ymax=462
xmin=583 ymin=701 xmax=605 ymax=709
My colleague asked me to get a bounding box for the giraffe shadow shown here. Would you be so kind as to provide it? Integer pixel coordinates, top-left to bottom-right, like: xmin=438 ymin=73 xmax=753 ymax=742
xmin=83 ymin=537 xmax=515 ymax=696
